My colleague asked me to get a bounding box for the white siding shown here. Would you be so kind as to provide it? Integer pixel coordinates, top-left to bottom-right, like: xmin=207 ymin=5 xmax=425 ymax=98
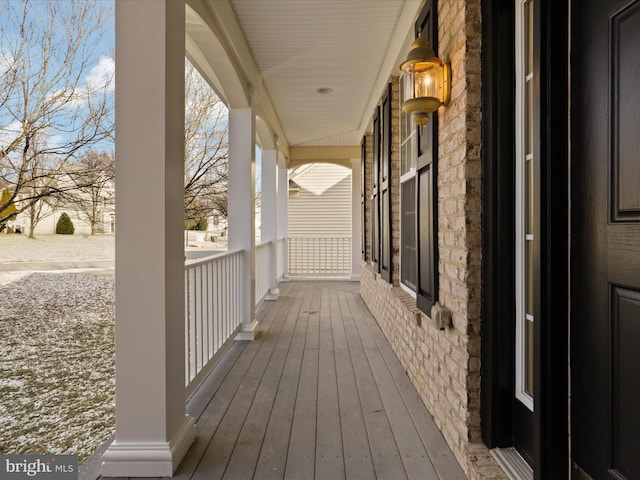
xmin=288 ymin=163 xmax=351 ymax=237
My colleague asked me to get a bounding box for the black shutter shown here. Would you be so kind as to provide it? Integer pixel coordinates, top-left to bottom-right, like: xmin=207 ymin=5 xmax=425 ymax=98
xmin=380 ymin=83 xmax=392 ymax=282
xmin=371 ymin=106 xmax=380 ymax=271
xmin=416 ymin=0 xmax=439 ymax=314
xmin=361 ymin=137 xmax=367 ymax=260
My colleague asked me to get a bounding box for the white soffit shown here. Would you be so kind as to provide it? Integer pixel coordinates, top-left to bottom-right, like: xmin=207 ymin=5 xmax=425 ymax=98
xmin=229 ymin=0 xmax=421 ymax=147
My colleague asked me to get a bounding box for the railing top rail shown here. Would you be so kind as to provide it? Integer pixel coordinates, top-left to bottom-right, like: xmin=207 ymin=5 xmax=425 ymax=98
xmin=184 ymin=249 xmax=243 ymax=268
xmin=255 ymin=240 xmax=272 ymax=249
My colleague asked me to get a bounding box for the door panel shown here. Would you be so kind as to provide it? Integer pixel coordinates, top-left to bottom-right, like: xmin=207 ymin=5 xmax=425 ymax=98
xmin=611 ymin=287 xmax=640 ymax=478
xmin=572 ymin=0 xmax=640 ymax=478
xmin=612 ymin=1 xmax=640 ymax=221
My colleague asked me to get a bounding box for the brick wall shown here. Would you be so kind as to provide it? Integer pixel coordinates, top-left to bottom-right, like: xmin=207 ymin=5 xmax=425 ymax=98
xmin=360 ymin=0 xmax=507 ymax=478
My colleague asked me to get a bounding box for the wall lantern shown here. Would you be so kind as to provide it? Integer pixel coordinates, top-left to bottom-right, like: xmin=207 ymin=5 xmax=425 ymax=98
xmin=400 ymin=32 xmax=451 ymax=125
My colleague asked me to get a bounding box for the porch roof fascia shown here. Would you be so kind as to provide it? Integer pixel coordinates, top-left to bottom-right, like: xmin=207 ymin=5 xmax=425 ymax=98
xmin=288 ymin=146 xmax=361 ymax=169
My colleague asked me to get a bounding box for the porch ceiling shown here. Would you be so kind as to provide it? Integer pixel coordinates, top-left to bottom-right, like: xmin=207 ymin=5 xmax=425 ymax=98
xmin=225 ymin=0 xmax=421 ymax=148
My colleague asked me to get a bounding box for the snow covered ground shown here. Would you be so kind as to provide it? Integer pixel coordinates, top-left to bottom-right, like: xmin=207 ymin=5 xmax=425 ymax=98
xmin=0 ymin=234 xmax=115 ymax=263
xmin=0 ymin=234 xmax=115 ymax=463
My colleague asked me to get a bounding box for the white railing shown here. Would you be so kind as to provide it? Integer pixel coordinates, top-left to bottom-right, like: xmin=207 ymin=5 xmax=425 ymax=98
xmin=288 ymin=236 xmax=352 ymax=276
xmin=255 ymin=241 xmax=271 ymax=306
xmin=184 ymin=249 xmax=242 ymax=395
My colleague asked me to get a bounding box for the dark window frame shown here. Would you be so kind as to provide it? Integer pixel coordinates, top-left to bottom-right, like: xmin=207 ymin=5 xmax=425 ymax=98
xmin=480 ymin=0 xmax=568 ymax=478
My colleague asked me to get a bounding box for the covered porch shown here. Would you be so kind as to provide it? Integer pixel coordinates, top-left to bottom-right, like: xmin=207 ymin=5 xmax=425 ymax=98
xmin=102 ymin=280 xmax=464 ymax=480
xmin=102 ymin=0 xmax=476 ymax=478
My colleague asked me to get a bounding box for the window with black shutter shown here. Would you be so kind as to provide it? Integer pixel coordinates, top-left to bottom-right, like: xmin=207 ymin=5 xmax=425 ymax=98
xmin=379 ymin=83 xmax=392 ymax=283
xmin=415 ymin=0 xmax=438 ymax=314
xmin=361 ymin=137 xmax=367 ymax=260
xmin=371 ymin=106 xmax=380 ymax=271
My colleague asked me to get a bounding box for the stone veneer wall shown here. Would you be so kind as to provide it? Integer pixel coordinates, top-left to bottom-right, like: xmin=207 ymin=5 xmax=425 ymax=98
xmin=360 ymin=1 xmax=507 ymax=479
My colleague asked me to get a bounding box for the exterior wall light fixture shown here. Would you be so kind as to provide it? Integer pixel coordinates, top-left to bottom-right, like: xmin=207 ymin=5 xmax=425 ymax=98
xmin=400 ymin=32 xmax=451 ymax=125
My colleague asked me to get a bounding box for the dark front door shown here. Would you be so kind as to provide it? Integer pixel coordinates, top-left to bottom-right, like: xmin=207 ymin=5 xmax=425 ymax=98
xmin=572 ymin=0 xmax=640 ymax=478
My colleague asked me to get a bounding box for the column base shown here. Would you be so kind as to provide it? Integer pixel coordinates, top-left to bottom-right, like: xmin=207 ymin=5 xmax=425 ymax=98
xmin=235 ymin=319 xmax=259 ymax=341
xmin=101 ymin=415 xmax=195 ymax=477
xmin=350 ymin=274 xmax=361 ymax=282
xmin=266 ymin=287 xmax=280 ymax=301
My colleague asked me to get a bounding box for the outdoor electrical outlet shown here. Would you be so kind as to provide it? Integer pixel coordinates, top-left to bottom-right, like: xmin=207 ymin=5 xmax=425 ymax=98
xmin=431 ymin=301 xmax=452 ymax=330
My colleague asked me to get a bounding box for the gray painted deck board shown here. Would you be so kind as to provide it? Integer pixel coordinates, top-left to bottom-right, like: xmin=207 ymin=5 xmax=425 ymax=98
xmin=99 ymin=281 xmax=465 ymax=480
xmin=338 ymin=290 xmax=409 ymax=480
xmin=253 ymin=286 xmax=310 ymax=480
xmin=351 ymin=293 xmax=466 ymax=479
xmin=315 ymin=287 xmax=345 ymax=480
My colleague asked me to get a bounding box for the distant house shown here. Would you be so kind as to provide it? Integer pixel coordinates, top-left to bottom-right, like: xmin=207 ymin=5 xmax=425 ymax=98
xmin=12 ymin=207 xmax=115 ymax=236
xmin=287 ymin=163 xmax=352 ymax=276
xmin=288 ymin=163 xmax=351 ymax=238
xmin=11 ymin=171 xmax=115 ymax=236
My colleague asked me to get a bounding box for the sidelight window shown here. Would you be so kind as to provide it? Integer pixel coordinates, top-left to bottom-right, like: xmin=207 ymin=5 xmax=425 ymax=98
xmin=515 ymin=0 xmax=535 ymax=411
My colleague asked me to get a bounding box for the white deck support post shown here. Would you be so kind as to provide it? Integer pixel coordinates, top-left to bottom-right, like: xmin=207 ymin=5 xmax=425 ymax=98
xmin=277 ymin=155 xmax=290 ymax=281
xmin=350 ymin=157 xmax=362 ymax=281
xmin=261 ymin=148 xmax=279 ymax=300
xmin=229 ymin=107 xmax=257 ymax=339
xmin=102 ymin=1 xmax=195 ymax=476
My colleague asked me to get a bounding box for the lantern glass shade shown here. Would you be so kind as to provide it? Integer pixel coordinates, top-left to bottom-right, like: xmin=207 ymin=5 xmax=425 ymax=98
xmin=403 ymin=62 xmax=440 ymax=101
xmin=399 ymin=35 xmax=450 ymax=125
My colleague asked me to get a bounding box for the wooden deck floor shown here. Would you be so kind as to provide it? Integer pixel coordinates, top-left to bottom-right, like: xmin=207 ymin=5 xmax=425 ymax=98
xmin=104 ymin=280 xmax=466 ymax=480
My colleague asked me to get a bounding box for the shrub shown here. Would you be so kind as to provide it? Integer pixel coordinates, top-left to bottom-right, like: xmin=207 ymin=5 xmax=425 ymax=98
xmin=185 ymin=217 xmax=208 ymax=231
xmin=0 ymin=188 xmax=17 ymax=232
xmin=56 ymin=213 xmax=75 ymax=235
xmin=195 ymin=217 xmax=208 ymax=231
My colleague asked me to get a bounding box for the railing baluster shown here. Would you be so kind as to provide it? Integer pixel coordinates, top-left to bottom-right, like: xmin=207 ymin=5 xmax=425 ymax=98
xmin=188 ymin=268 xmax=196 ymax=383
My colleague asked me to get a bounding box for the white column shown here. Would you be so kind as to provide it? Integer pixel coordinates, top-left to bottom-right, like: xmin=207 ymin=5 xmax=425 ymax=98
xmin=102 ymin=1 xmax=195 ymax=477
xmin=261 ymin=148 xmax=279 ymax=299
xmin=350 ymin=158 xmax=362 ymax=281
xmin=228 ymin=107 xmax=257 ymax=339
xmin=277 ymin=155 xmax=290 ymax=281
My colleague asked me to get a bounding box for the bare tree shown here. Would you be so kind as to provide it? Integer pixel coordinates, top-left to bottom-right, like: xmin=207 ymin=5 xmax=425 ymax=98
xmin=0 ymin=0 xmax=114 ymax=225
xmin=211 ymin=191 xmax=228 ymax=220
xmin=184 ymin=58 xmax=228 ymax=225
xmin=23 ymin=145 xmax=62 ymax=238
xmin=65 ymin=149 xmax=114 ymax=235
